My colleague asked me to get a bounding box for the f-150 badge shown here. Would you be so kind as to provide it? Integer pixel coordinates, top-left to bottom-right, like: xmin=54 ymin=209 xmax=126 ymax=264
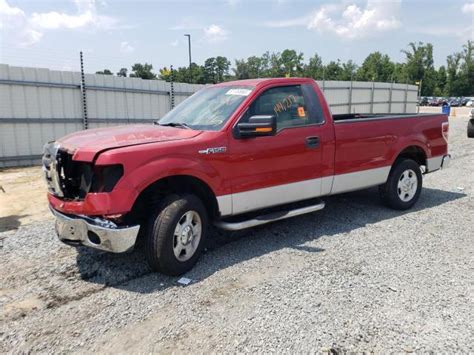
xmin=198 ymin=147 xmax=227 ymax=154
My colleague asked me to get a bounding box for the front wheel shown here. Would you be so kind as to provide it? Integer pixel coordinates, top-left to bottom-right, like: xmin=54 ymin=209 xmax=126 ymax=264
xmin=145 ymin=194 xmax=208 ymax=276
xmin=379 ymin=159 xmax=422 ymax=210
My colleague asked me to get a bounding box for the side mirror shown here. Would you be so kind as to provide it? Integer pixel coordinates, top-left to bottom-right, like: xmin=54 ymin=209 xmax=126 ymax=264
xmin=235 ymin=115 xmax=277 ymax=138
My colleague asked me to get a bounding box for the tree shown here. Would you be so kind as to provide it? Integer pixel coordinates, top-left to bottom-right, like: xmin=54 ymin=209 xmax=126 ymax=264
xmin=233 ymin=59 xmax=250 ymax=80
xmin=204 ymin=57 xmax=217 ymax=83
xmin=280 ymin=49 xmax=304 ymax=77
xmin=117 ymin=68 xmax=128 ymax=77
xmin=324 ymin=60 xmax=343 ymax=80
xmin=446 ymin=52 xmax=463 ymax=96
xmin=340 ymin=60 xmax=358 ymax=81
xmin=203 ymin=56 xmax=230 ymax=83
xmin=304 ymin=53 xmax=324 ymax=79
xmin=247 ymin=56 xmax=264 ymax=78
xmin=401 ymin=42 xmax=436 ymax=95
xmin=435 ymin=66 xmax=447 ymax=96
xmin=96 ymin=69 xmax=113 ymax=75
xmin=453 ymin=40 xmax=474 ymax=95
xmin=215 ymin=56 xmax=231 ymax=82
xmin=356 ymin=52 xmax=394 ymax=82
xmin=130 ymin=63 xmax=156 ymax=80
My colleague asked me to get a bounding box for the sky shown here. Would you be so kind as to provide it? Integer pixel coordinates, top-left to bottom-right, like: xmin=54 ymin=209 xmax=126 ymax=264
xmin=1 ymin=0 xmax=473 ymax=74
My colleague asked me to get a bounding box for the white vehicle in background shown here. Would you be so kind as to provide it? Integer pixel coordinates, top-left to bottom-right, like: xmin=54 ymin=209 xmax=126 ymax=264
xmin=466 ymin=100 xmax=473 ymax=107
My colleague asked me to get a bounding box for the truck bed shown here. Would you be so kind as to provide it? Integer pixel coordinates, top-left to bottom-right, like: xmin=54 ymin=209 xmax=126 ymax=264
xmin=333 ymin=113 xmax=443 ymax=123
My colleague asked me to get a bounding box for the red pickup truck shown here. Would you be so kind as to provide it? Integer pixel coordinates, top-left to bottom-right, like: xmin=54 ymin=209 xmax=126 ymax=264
xmin=43 ymin=78 xmax=450 ymax=275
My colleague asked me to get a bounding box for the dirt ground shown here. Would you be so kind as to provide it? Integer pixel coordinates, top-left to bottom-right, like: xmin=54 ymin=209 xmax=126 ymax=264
xmin=0 ymin=167 xmax=52 ymax=233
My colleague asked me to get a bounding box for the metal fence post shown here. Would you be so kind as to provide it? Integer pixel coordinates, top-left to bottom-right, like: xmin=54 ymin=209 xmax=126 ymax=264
xmin=404 ymin=82 xmax=408 ymax=113
xmin=348 ymin=80 xmax=353 ymax=114
xmin=79 ymin=51 xmax=88 ymax=129
xmin=388 ymin=81 xmax=393 ymax=113
xmin=370 ymin=80 xmax=375 ymax=114
xmin=169 ymin=65 xmax=175 ymax=110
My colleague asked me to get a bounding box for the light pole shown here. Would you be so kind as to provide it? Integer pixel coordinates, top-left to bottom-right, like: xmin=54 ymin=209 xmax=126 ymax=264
xmin=184 ymin=34 xmax=192 ymax=81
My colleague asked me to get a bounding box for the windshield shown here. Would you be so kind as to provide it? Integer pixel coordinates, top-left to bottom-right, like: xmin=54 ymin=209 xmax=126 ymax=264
xmin=158 ymin=86 xmax=254 ymax=130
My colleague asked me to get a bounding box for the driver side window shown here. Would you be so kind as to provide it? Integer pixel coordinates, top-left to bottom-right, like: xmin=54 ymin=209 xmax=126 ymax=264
xmin=243 ymin=85 xmax=310 ymax=129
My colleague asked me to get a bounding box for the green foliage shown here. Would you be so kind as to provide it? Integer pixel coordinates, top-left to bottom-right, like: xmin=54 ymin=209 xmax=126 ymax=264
xmin=96 ymin=69 xmax=113 ymax=75
xmin=356 ymin=52 xmax=394 ymax=82
xmin=303 ymin=54 xmax=324 ymax=79
xmin=117 ymin=68 xmax=128 ymax=77
xmin=401 ymin=42 xmax=436 ymax=95
xmin=102 ymin=41 xmax=474 ymax=96
xmin=130 ymin=63 xmax=156 ymax=80
xmin=446 ymin=40 xmax=474 ymax=96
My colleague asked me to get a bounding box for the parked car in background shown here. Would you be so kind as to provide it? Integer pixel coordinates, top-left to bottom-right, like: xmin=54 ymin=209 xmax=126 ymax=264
xmin=419 ymin=97 xmax=429 ymax=106
xmin=428 ymin=98 xmax=439 ymax=106
xmin=466 ymin=100 xmax=473 ymax=107
xmin=468 ymin=109 xmax=474 ymax=138
xmin=461 ymin=97 xmax=470 ymax=106
xmin=449 ymin=98 xmax=461 ymax=107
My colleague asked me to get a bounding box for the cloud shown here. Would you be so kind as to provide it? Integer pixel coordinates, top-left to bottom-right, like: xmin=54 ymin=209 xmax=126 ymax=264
xmin=462 ymin=2 xmax=474 ymax=14
xmin=170 ymin=40 xmax=179 ymax=47
xmin=0 ymin=0 xmax=43 ymax=45
xmin=265 ymin=0 xmax=401 ymax=39
xmin=120 ymin=41 xmax=134 ymax=54
xmin=0 ymin=0 xmax=121 ymax=47
xmin=203 ymin=24 xmax=229 ymax=42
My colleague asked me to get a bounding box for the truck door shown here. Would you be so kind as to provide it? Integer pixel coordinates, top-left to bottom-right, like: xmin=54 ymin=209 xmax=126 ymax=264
xmin=227 ymin=83 xmax=330 ymax=215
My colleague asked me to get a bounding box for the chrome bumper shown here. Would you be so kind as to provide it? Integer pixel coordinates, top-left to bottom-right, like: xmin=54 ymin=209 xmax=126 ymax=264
xmin=50 ymin=207 xmax=140 ymax=253
xmin=441 ymin=154 xmax=451 ymax=169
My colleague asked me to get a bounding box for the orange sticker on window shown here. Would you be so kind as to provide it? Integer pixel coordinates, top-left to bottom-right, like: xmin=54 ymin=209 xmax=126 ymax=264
xmin=297 ymin=106 xmax=306 ymax=118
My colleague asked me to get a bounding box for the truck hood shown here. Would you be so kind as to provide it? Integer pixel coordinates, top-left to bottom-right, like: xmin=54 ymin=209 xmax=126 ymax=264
xmin=57 ymin=124 xmax=202 ymax=161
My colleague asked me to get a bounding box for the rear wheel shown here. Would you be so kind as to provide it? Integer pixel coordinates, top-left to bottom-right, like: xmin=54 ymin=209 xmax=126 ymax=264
xmin=145 ymin=194 xmax=208 ymax=276
xmin=379 ymin=159 xmax=422 ymax=210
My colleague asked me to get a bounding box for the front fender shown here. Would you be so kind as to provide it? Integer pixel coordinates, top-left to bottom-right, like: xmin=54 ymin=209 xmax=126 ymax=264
xmin=122 ymin=157 xmax=224 ymax=197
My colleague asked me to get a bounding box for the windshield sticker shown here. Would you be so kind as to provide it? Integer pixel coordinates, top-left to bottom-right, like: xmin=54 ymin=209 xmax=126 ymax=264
xmin=225 ymin=88 xmax=252 ymax=96
xmin=274 ymin=95 xmax=297 ymax=116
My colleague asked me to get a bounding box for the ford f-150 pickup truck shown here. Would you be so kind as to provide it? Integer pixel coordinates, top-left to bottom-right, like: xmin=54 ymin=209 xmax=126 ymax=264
xmin=43 ymin=78 xmax=450 ymax=275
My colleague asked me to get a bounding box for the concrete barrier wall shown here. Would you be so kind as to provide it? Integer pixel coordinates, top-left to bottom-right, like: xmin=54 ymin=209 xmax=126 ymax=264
xmin=0 ymin=64 xmax=418 ymax=167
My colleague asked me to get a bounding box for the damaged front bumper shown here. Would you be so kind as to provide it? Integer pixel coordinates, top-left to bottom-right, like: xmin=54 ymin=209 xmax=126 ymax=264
xmin=50 ymin=207 xmax=140 ymax=253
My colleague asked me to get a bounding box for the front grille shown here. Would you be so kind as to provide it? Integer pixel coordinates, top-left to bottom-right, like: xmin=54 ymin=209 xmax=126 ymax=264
xmin=43 ymin=142 xmax=63 ymax=197
xmin=42 ymin=142 xmax=93 ymax=200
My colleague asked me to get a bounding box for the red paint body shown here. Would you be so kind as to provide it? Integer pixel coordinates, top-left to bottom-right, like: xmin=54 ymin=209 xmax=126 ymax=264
xmin=48 ymin=78 xmax=448 ymax=217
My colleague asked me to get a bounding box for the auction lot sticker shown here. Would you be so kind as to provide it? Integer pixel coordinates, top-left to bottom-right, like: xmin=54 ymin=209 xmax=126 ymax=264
xmin=226 ymin=88 xmax=252 ymax=96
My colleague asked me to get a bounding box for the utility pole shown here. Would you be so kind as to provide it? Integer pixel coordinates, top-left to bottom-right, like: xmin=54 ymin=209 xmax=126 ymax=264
xmin=184 ymin=34 xmax=192 ymax=82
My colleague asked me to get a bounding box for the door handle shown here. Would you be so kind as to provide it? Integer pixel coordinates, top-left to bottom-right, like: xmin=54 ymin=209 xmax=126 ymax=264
xmin=305 ymin=136 xmax=320 ymax=148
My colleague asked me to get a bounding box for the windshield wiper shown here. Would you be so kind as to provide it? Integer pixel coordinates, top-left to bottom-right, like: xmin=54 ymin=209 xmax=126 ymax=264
xmin=156 ymin=122 xmax=192 ymax=129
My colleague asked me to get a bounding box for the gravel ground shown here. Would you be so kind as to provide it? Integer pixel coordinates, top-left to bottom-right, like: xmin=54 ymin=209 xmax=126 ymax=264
xmin=1 ymin=114 xmax=473 ymax=353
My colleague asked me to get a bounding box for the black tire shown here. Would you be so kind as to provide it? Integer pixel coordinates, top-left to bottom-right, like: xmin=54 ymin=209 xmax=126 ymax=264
xmin=379 ymin=159 xmax=422 ymax=210
xmin=468 ymin=119 xmax=474 ymax=138
xmin=145 ymin=194 xmax=208 ymax=276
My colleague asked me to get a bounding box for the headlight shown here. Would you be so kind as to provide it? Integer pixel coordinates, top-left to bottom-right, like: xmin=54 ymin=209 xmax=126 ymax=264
xmin=90 ymin=165 xmax=124 ymax=193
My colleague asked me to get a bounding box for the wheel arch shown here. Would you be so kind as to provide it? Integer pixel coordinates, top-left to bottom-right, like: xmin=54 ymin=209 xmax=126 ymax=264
xmin=393 ymin=145 xmax=428 ymax=168
xmin=127 ymin=174 xmax=220 ymax=226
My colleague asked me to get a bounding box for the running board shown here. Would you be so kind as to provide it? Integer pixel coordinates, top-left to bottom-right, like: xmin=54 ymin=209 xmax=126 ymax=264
xmin=214 ymin=200 xmax=325 ymax=231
